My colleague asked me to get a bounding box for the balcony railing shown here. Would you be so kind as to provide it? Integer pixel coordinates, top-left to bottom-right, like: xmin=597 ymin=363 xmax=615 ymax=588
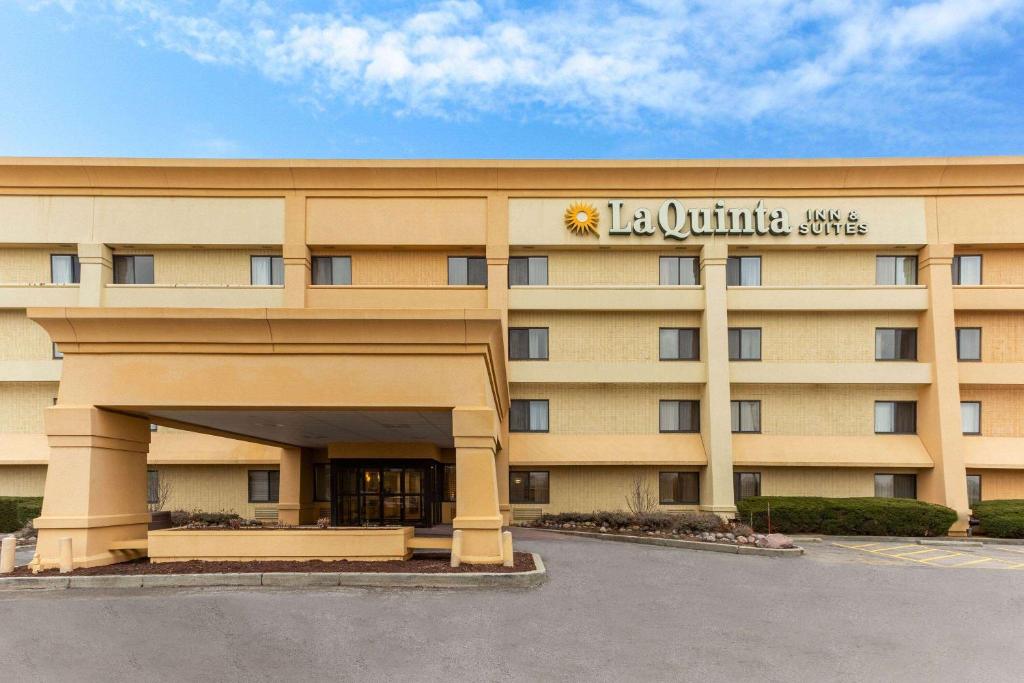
xmin=103 ymin=284 xmax=285 ymax=308
xmin=509 ymin=285 xmax=703 ymax=311
xmin=953 ymin=286 xmax=1024 ymax=311
xmin=0 ymin=283 xmax=78 ymax=308
xmin=728 ymin=285 xmax=928 ymax=311
xmin=306 ymin=285 xmax=487 ymax=309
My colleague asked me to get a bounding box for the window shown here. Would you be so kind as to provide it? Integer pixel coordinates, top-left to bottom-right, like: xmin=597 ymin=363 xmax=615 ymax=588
xmin=659 ymin=256 xmax=699 ymax=285
xmin=510 ymin=399 xmax=549 ymax=432
xmin=509 ymin=328 xmax=549 ymax=360
xmin=443 ymin=464 xmax=456 ymax=503
xmin=248 ymin=470 xmax=280 ymax=503
xmin=874 ymin=473 xmax=917 ymax=499
xmin=448 ymin=256 xmax=487 ymax=285
xmin=508 ymin=256 xmax=548 ymax=286
xmin=961 ymin=401 xmax=981 ymax=435
xmin=875 ymin=328 xmax=918 ymax=361
xmin=313 ymin=463 xmax=330 ymax=502
xmin=875 ymin=401 xmax=917 ymax=434
xmin=50 ymin=254 xmax=80 ymax=284
xmin=250 ymin=255 xmax=284 ymax=285
xmin=967 ymin=474 xmax=982 ymax=507
xmin=659 ymin=400 xmax=700 ymax=433
xmin=113 ymin=255 xmax=154 ymax=284
xmin=728 ymin=328 xmax=761 ymax=361
xmin=731 ymin=400 xmax=761 ymax=433
xmin=659 ymin=328 xmax=700 ymax=360
xmin=510 ymin=471 xmax=549 ymax=504
xmin=147 ymin=470 xmax=159 ymax=505
xmin=149 ymin=423 xmax=158 ymax=432
xmin=726 ymin=256 xmax=761 ymax=286
xmin=952 ymin=255 xmax=982 ymax=285
xmin=311 ymin=256 xmax=352 ymax=285
xmin=52 ymin=342 xmax=63 ymax=360
xmin=956 ymin=327 xmax=981 ymax=361
xmin=875 ymin=255 xmax=917 ymax=285
xmin=659 ymin=472 xmax=700 ymax=504
xmin=734 ymin=472 xmax=761 ymax=501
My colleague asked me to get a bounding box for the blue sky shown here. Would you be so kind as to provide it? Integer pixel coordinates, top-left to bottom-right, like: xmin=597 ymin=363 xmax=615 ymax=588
xmin=1 ymin=0 xmax=1022 ymax=159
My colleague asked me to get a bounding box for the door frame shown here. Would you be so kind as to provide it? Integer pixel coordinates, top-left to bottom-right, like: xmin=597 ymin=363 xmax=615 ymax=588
xmin=330 ymin=459 xmax=443 ymax=528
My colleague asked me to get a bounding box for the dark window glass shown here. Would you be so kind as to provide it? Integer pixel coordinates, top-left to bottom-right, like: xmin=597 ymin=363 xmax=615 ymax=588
xmin=733 ymin=472 xmax=761 ymax=501
xmin=248 ymin=470 xmax=280 ymax=503
xmin=956 ymin=327 xmax=981 ymax=361
xmin=311 ymin=256 xmax=352 ymax=285
xmin=952 ymin=255 xmax=982 ymax=285
xmin=443 ymin=464 xmax=456 ymax=502
xmin=726 ymin=256 xmax=761 ymax=286
xmin=510 ymin=400 xmax=548 ymax=432
xmin=250 ymin=255 xmax=284 ymax=285
xmin=510 ymin=471 xmax=549 ymax=504
xmin=875 ymin=328 xmax=918 ymax=360
xmin=313 ymin=463 xmax=330 ymax=502
xmin=659 ymin=256 xmax=700 ymax=285
xmin=509 ymin=328 xmax=549 ymax=360
xmin=730 ymin=400 xmax=761 ymax=433
xmin=728 ymin=328 xmax=761 ymax=360
xmin=50 ymin=254 xmax=80 ymax=284
xmin=147 ymin=470 xmax=159 ymax=505
xmin=875 ymin=255 xmax=917 ymax=285
xmin=448 ymin=256 xmax=487 ymax=285
xmin=659 ymin=328 xmax=699 ymax=360
xmin=966 ymin=475 xmax=981 ymax=507
xmin=659 ymin=400 xmax=700 ymax=433
xmin=508 ymin=256 xmax=548 ymax=286
xmin=874 ymin=473 xmax=917 ymax=499
xmin=875 ymin=401 xmax=916 ymax=434
xmin=113 ymin=255 xmax=154 ymax=284
xmin=659 ymin=472 xmax=700 ymax=504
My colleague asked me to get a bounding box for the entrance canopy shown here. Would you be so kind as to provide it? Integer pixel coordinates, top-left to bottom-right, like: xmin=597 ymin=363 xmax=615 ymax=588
xmin=29 ymin=307 xmax=508 ymax=448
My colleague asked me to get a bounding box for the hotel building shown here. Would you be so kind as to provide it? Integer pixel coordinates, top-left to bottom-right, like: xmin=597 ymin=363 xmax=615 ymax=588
xmin=1 ymin=156 xmax=1022 ymax=567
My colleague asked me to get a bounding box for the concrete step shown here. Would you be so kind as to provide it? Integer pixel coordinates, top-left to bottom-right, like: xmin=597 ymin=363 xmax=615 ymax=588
xmin=407 ymin=537 xmax=453 ymax=550
xmin=108 ymin=539 xmax=149 ymax=551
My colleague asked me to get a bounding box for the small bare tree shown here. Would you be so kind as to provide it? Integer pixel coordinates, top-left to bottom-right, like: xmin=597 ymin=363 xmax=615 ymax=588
xmin=625 ymin=474 xmax=658 ymax=515
xmin=148 ymin=476 xmax=174 ymax=513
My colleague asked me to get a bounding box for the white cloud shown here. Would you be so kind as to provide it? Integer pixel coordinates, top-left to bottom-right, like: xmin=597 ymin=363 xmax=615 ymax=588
xmin=23 ymin=0 xmax=1024 ymax=128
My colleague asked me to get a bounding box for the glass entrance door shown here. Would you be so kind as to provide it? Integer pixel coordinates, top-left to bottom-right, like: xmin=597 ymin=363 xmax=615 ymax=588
xmin=333 ymin=461 xmax=435 ymax=527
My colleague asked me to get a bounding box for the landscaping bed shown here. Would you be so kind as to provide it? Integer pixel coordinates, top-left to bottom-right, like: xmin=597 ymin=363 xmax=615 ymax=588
xmin=12 ymin=552 xmax=535 ymax=577
xmin=521 ymin=511 xmax=796 ymax=549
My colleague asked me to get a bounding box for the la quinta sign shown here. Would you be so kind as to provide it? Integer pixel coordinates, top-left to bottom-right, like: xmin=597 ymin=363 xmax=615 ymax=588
xmin=596 ymin=200 xmax=868 ymax=241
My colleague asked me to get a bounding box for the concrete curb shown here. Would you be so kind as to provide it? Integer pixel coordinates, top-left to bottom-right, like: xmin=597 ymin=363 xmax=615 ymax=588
xmin=803 ymin=535 xmax=1024 ymax=546
xmin=0 ymin=553 xmax=547 ymax=591
xmin=529 ymin=528 xmax=804 ymax=557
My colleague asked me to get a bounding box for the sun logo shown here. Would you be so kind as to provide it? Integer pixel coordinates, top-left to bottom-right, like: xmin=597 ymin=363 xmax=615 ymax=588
xmin=564 ymin=201 xmax=600 ymax=236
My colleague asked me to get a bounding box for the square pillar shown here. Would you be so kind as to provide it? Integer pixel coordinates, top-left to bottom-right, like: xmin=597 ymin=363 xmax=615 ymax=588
xmin=452 ymin=406 xmax=504 ymax=564
xmin=699 ymin=242 xmax=737 ymax=517
xmin=77 ymin=243 xmax=112 ymax=307
xmin=917 ymin=244 xmax=970 ymax=534
xmin=278 ymin=446 xmax=302 ymax=526
xmin=32 ymin=406 xmax=152 ymax=570
xmin=283 ymin=193 xmax=310 ymax=308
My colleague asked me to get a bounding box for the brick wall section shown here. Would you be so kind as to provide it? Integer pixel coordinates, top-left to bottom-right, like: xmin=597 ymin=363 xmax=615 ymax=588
xmin=0 ymin=248 xmax=53 ymax=284
xmin=954 ymin=312 xmax=1024 ymax=362
xmin=0 ymin=382 xmax=58 ymax=432
xmin=958 ymin=386 xmax=1024 ymax=437
xmin=0 ymin=465 xmax=46 ymax=496
xmin=0 ymin=311 xmax=53 ymax=360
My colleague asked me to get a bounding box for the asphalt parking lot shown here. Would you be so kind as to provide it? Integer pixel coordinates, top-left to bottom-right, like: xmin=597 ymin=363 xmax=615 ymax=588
xmin=818 ymin=539 xmax=1024 ymax=569
xmin=1 ymin=528 xmax=1021 ymax=682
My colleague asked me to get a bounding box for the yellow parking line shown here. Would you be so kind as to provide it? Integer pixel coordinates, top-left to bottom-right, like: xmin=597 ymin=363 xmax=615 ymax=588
xmin=873 ymin=544 xmax=918 ymax=552
xmin=914 ymin=553 xmax=964 ymax=563
xmin=848 ymin=543 xmax=881 ymax=549
xmin=950 ymin=557 xmax=995 ymax=568
xmin=895 ymin=548 xmax=950 ymax=557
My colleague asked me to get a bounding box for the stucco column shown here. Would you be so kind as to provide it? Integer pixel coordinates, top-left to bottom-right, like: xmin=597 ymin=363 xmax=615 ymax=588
xmin=77 ymin=243 xmax=112 ymax=307
xmin=452 ymin=406 xmax=504 ymax=564
xmin=278 ymin=446 xmax=302 ymax=526
xmin=699 ymin=242 xmax=737 ymax=517
xmin=917 ymin=244 xmax=970 ymax=534
xmin=486 ymin=194 xmax=512 ymax=522
xmin=283 ymin=193 xmax=310 ymax=308
xmin=32 ymin=406 xmax=151 ymax=570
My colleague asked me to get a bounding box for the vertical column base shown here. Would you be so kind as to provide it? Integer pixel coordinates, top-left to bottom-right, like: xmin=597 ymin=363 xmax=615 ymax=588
xmin=34 ymin=518 xmax=151 ymax=570
xmin=450 ymin=517 xmax=504 ymax=564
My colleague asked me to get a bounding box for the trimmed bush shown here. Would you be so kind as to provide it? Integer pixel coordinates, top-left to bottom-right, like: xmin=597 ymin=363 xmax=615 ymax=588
xmin=736 ymin=496 xmax=958 ymax=537
xmin=973 ymin=500 xmax=1024 ymax=539
xmin=533 ymin=510 xmax=726 ymax=535
xmin=0 ymin=496 xmax=42 ymax=533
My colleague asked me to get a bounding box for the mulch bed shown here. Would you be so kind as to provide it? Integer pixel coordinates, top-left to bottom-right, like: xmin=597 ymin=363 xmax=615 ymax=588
xmin=12 ymin=552 xmax=535 ymax=577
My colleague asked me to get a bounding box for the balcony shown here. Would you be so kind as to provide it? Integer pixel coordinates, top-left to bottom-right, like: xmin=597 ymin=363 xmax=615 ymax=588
xmin=104 ymin=284 xmax=285 ymax=308
xmin=509 ymin=361 xmax=706 ymax=384
xmin=730 ymin=362 xmax=932 ymax=384
xmin=963 ymin=437 xmax=1024 ymax=469
xmin=306 ymin=285 xmax=487 ymax=309
xmin=728 ymin=286 xmax=928 ymax=312
xmin=953 ymin=286 xmax=1024 ymax=311
xmin=0 ymin=360 xmax=62 ymax=382
xmin=509 ymin=433 xmax=706 ymax=466
xmin=958 ymin=363 xmax=1024 ymax=385
xmin=0 ymin=284 xmax=78 ymax=308
xmin=732 ymin=434 xmax=934 ymax=468
xmin=509 ymin=286 xmax=703 ymax=311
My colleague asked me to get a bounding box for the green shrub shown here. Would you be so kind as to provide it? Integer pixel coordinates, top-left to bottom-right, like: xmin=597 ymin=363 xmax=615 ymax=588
xmin=0 ymin=496 xmax=42 ymax=533
xmin=973 ymin=499 xmax=1024 ymax=539
xmin=736 ymin=496 xmax=958 ymax=537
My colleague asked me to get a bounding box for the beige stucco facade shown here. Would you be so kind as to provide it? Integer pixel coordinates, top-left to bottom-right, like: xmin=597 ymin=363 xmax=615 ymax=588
xmin=2 ymin=156 xmax=1024 ymax=567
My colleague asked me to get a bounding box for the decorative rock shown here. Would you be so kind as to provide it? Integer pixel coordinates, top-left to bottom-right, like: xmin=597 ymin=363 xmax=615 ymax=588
xmin=758 ymin=533 xmax=795 ymax=549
